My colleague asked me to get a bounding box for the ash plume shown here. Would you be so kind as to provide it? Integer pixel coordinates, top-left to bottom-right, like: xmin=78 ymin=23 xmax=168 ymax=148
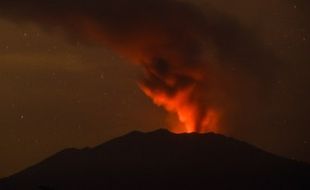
xmin=0 ymin=0 xmax=278 ymax=133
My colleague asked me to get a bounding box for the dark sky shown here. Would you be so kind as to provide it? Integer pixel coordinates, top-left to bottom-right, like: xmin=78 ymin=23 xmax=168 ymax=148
xmin=0 ymin=0 xmax=309 ymax=177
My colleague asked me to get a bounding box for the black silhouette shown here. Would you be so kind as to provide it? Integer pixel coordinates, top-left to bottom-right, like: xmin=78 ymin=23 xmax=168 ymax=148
xmin=38 ymin=185 xmax=54 ymax=190
xmin=0 ymin=129 xmax=309 ymax=190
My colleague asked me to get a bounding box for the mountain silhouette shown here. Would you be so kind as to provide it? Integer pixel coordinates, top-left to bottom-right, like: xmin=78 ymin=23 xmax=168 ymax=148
xmin=0 ymin=129 xmax=309 ymax=190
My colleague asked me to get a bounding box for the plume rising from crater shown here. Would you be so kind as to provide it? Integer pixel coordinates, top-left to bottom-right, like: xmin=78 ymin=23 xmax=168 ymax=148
xmin=0 ymin=0 xmax=276 ymax=133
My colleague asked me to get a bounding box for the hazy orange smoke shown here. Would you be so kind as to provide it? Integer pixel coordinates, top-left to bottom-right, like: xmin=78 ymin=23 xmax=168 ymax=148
xmin=78 ymin=14 xmax=221 ymax=133
xmin=5 ymin=0 xmax=268 ymax=134
xmin=140 ymin=82 xmax=219 ymax=133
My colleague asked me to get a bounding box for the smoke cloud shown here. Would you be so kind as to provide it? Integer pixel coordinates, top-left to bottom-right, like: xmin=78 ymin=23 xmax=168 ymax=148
xmin=0 ymin=0 xmax=278 ymax=133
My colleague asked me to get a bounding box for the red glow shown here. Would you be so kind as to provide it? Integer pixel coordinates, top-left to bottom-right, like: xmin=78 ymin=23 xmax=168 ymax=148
xmin=140 ymin=84 xmax=219 ymax=133
xmin=78 ymin=17 xmax=220 ymax=133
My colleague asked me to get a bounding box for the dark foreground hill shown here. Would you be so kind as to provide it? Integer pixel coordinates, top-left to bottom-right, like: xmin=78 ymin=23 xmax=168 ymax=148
xmin=0 ymin=129 xmax=309 ymax=190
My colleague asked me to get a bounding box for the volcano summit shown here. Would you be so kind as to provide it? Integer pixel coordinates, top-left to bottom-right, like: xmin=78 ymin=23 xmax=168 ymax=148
xmin=0 ymin=129 xmax=309 ymax=190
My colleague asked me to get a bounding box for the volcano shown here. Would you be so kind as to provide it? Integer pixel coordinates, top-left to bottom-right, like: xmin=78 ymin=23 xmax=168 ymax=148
xmin=0 ymin=129 xmax=309 ymax=190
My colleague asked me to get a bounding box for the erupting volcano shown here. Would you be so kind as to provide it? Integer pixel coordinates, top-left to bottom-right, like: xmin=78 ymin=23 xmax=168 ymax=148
xmin=1 ymin=0 xmax=310 ymax=188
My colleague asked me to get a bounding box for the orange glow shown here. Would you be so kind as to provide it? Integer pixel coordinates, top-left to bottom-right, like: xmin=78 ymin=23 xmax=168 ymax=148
xmin=77 ymin=17 xmax=220 ymax=134
xmin=140 ymin=84 xmax=219 ymax=133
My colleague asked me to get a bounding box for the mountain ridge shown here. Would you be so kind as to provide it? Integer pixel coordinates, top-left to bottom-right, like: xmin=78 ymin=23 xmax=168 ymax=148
xmin=1 ymin=129 xmax=309 ymax=190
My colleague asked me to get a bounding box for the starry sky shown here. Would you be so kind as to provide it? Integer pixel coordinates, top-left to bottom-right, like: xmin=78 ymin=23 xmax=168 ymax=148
xmin=0 ymin=0 xmax=309 ymax=177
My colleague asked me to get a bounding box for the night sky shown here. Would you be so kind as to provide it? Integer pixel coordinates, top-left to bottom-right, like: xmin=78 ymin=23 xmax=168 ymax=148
xmin=0 ymin=0 xmax=309 ymax=178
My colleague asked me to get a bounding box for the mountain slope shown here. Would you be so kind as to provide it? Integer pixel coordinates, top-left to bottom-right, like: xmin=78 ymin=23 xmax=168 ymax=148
xmin=1 ymin=129 xmax=309 ymax=190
